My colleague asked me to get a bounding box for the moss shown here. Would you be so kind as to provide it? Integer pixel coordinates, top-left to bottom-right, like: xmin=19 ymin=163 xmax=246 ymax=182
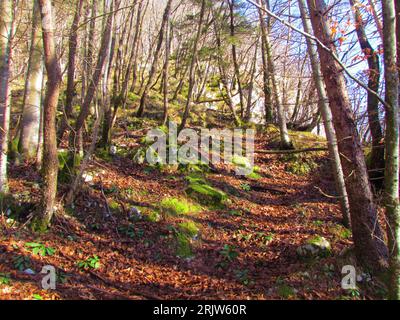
xmin=246 ymin=172 xmax=262 ymax=180
xmin=160 ymin=197 xmax=201 ymax=216
xmin=176 ymin=233 xmax=193 ymax=258
xmin=178 ymin=221 xmax=199 ymax=238
xmin=186 ymin=182 xmax=228 ymax=206
xmin=282 ymin=153 xmax=318 ymax=176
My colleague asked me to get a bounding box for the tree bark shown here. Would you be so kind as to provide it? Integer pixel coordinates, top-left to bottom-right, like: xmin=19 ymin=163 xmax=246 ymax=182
xmin=57 ymin=0 xmax=84 ymax=141
xmin=19 ymin=1 xmax=44 ymax=162
xmin=179 ymin=0 xmax=207 ymax=131
xmin=34 ymin=0 xmax=62 ymax=231
xmin=382 ymin=0 xmax=400 ymax=300
xmin=136 ymin=0 xmax=173 ymax=117
xmin=298 ymin=0 xmax=351 ymax=227
xmin=0 ymin=0 xmax=14 ymax=194
xmin=350 ymin=0 xmax=385 ymax=190
xmin=307 ymin=0 xmax=388 ymax=272
xmin=257 ymin=0 xmax=273 ymax=123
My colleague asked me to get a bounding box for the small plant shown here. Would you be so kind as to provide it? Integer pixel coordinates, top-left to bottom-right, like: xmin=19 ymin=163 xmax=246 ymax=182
xmin=228 ymin=210 xmax=243 ymax=217
xmin=25 ymin=242 xmax=56 ymax=257
xmin=220 ymin=245 xmax=239 ymax=262
xmin=256 ymin=232 xmax=274 ymax=245
xmin=13 ymin=255 xmax=32 ymax=271
xmin=277 ymin=284 xmax=296 ymax=299
xmin=77 ymin=255 xmax=101 ymax=270
xmin=312 ymin=220 xmax=324 ymax=227
xmin=118 ymin=225 xmax=144 ymax=239
xmin=234 ymin=230 xmax=252 ymax=242
xmin=32 ymin=294 xmax=43 ymax=300
xmin=0 ymin=273 xmax=11 ymax=285
xmin=240 ymin=183 xmax=251 ymax=192
xmin=234 ymin=269 xmax=253 ymax=286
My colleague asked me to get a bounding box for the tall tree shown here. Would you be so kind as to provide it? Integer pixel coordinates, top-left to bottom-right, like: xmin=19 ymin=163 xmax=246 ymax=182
xmin=382 ymin=0 xmax=400 ymax=300
xmin=298 ymin=0 xmax=351 ymax=227
xmin=257 ymin=0 xmax=273 ymax=123
xmin=136 ymin=0 xmax=173 ymax=117
xmin=259 ymin=0 xmax=292 ymax=149
xmin=0 ymin=0 xmax=14 ymax=194
xmin=349 ymin=0 xmax=385 ymax=190
xmin=58 ymin=0 xmax=84 ymax=141
xmin=179 ymin=0 xmax=207 ymax=131
xmin=33 ymin=0 xmax=62 ymax=231
xmin=306 ymin=0 xmax=388 ymax=272
xmin=19 ymin=0 xmax=44 ymax=162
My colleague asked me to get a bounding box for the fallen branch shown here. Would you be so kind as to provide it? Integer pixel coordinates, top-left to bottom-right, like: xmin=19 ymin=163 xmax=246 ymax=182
xmin=256 ymin=147 xmax=328 ymax=155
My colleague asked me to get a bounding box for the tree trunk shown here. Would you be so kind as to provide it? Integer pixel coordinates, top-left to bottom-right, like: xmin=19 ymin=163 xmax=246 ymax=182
xmin=136 ymin=0 xmax=173 ymax=117
xmin=228 ymin=0 xmax=245 ymax=119
xmin=58 ymin=0 xmax=84 ymax=141
xmin=382 ymin=0 xmax=400 ymax=300
xmin=162 ymin=21 xmax=171 ymax=125
xmin=70 ymin=0 xmax=115 ymax=155
xmin=298 ymin=0 xmax=351 ymax=227
xmin=350 ymin=0 xmax=385 ymax=190
xmin=34 ymin=0 xmax=62 ymax=232
xmin=0 ymin=0 xmax=14 ymax=194
xmin=257 ymin=0 xmax=273 ymax=123
xmin=179 ymin=0 xmax=207 ymax=131
xmin=307 ymin=0 xmax=388 ymax=272
xmin=260 ymin=0 xmax=292 ymax=149
xmin=19 ymin=0 xmax=44 ymax=162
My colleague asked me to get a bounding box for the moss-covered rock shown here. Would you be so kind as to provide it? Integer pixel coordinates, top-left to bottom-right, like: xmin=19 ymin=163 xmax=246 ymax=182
xmin=296 ymin=236 xmax=331 ymax=258
xmin=186 ymin=182 xmax=228 ymax=206
xmin=160 ymin=197 xmax=201 ymax=216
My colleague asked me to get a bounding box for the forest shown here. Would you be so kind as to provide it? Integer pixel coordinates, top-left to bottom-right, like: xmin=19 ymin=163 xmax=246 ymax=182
xmin=0 ymin=0 xmax=399 ymax=301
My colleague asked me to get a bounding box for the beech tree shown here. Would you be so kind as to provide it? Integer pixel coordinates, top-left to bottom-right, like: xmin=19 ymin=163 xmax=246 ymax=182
xmin=0 ymin=0 xmax=14 ymax=194
xmin=33 ymin=0 xmax=62 ymax=231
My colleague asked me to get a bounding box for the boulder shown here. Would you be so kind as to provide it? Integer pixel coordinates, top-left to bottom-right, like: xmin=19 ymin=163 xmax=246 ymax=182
xmin=296 ymin=236 xmax=331 ymax=258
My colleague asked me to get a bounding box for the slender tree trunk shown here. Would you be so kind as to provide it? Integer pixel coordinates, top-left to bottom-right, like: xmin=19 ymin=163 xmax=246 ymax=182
xmin=19 ymin=0 xmax=44 ymax=161
xmin=179 ymin=0 xmax=207 ymax=131
xmin=34 ymin=0 xmax=62 ymax=232
xmin=382 ymin=0 xmax=400 ymax=300
xmin=350 ymin=0 xmax=385 ymax=190
xmin=228 ymin=0 xmax=245 ymax=119
xmin=260 ymin=0 xmax=292 ymax=149
xmin=257 ymin=0 xmax=273 ymax=123
xmin=213 ymin=14 xmax=240 ymax=126
xmin=299 ymin=0 xmax=350 ymax=227
xmin=307 ymin=0 xmax=388 ymax=272
xmin=369 ymin=0 xmax=384 ymax=42
xmin=58 ymin=0 xmax=84 ymax=141
xmin=162 ymin=22 xmax=171 ymax=125
xmin=70 ymin=0 xmax=115 ymax=155
xmin=0 ymin=0 xmax=14 ymax=194
xmin=136 ymin=0 xmax=173 ymax=117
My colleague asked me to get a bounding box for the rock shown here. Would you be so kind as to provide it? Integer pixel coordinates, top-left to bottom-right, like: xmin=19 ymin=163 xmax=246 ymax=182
xmin=23 ymin=268 xmax=36 ymax=275
xmin=82 ymin=173 xmax=94 ymax=183
xmin=128 ymin=207 xmax=142 ymax=220
xmin=296 ymin=236 xmax=331 ymax=258
xmin=110 ymin=145 xmax=117 ymax=156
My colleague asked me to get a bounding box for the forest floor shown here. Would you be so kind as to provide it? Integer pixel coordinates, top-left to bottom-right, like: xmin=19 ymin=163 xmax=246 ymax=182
xmin=0 ymin=116 xmax=388 ymax=300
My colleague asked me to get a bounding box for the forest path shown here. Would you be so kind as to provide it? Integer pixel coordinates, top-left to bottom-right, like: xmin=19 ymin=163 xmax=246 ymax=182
xmin=1 ymin=131 xmax=353 ymax=300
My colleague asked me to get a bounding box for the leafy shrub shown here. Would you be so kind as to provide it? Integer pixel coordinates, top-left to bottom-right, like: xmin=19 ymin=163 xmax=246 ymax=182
xmin=77 ymin=255 xmax=101 ymax=270
xmin=25 ymin=242 xmax=56 ymax=257
xmin=13 ymin=256 xmax=32 ymax=271
xmin=219 ymin=245 xmax=239 ymax=262
xmin=0 ymin=273 xmax=11 ymax=285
